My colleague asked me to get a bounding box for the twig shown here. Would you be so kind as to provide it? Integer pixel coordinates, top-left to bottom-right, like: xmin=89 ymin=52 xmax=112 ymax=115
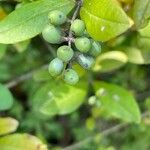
xmin=5 ymin=64 xmax=48 ymax=88
xmin=64 ymin=0 xmax=83 ymax=68
xmin=68 ymin=0 xmax=83 ymax=47
xmin=62 ymin=111 xmax=150 ymax=150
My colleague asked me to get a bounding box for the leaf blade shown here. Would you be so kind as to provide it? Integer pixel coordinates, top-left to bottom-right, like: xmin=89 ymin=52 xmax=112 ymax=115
xmin=0 ymin=134 xmax=47 ymax=150
xmin=133 ymin=0 xmax=150 ymax=29
xmin=80 ymin=0 xmax=132 ymax=41
xmin=93 ymin=51 xmax=128 ymax=72
xmin=0 ymin=0 xmax=75 ymax=44
xmin=94 ymin=82 xmax=141 ymax=123
xmin=0 ymin=117 xmax=18 ymax=136
xmin=0 ymin=83 xmax=13 ymax=111
xmin=31 ymin=81 xmax=87 ymax=116
xmin=139 ymin=21 xmax=150 ymax=38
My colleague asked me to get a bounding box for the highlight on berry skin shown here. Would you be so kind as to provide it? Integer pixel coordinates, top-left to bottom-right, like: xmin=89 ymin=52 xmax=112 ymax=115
xmin=71 ymin=19 xmax=85 ymax=36
xmin=75 ymin=37 xmax=91 ymax=53
xmin=48 ymin=58 xmax=64 ymax=77
xmin=42 ymin=10 xmax=102 ymax=85
xmin=57 ymin=45 xmax=74 ymax=62
xmin=63 ymin=69 xmax=79 ymax=85
xmin=42 ymin=24 xmax=62 ymax=44
xmin=48 ymin=10 xmax=67 ymax=26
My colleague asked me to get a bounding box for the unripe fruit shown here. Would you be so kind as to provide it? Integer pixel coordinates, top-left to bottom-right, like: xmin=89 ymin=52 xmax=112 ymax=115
xmin=75 ymin=37 xmax=91 ymax=53
xmin=63 ymin=69 xmax=79 ymax=85
xmin=89 ymin=40 xmax=101 ymax=57
xmin=48 ymin=10 xmax=67 ymax=26
xmin=42 ymin=24 xmax=62 ymax=44
xmin=71 ymin=19 xmax=85 ymax=36
xmin=77 ymin=54 xmax=95 ymax=70
xmin=57 ymin=46 xmax=74 ymax=62
xmin=48 ymin=58 xmax=64 ymax=77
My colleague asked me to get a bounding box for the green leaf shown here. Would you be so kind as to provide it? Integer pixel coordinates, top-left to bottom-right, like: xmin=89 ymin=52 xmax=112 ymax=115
xmin=94 ymin=82 xmax=141 ymax=123
xmin=138 ymin=37 xmax=150 ymax=49
xmin=133 ymin=0 xmax=150 ymax=29
xmin=0 ymin=0 xmax=75 ymax=44
xmin=32 ymin=81 xmax=87 ymax=116
xmin=33 ymin=69 xmax=51 ymax=82
xmin=0 ymin=44 xmax=7 ymax=59
xmin=13 ymin=40 xmax=30 ymax=53
xmin=93 ymin=51 xmax=128 ymax=72
xmin=0 ymin=117 xmax=18 ymax=136
xmin=123 ymin=47 xmax=150 ymax=64
xmin=0 ymin=63 xmax=10 ymax=81
xmin=0 ymin=134 xmax=47 ymax=150
xmin=80 ymin=0 xmax=132 ymax=42
xmin=139 ymin=21 xmax=150 ymax=38
xmin=0 ymin=84 xmax=13 ymax=111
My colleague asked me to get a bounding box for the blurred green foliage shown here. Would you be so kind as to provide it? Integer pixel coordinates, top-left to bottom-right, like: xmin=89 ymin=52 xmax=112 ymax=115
xmin=0 ymin=0 xmax=150 ymax=150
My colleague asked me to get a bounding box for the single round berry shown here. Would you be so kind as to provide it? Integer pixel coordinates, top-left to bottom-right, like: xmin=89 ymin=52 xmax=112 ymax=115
xmin=89 ymin=40 xmax=101 ymax=57
xmin=70 ymin=19 xmax=85 ymax=36
xmin=77 ymin=54 xmax=95 ymax=70
xmin=63 ymin=69 xmax=79 ymax=85
xmin=42 ymin=24 xmax=62 ymax=44
xmin=48 ymin=58 xmax=64 ymax=77
xmin=57 ymin=45 xmax=74 ymax=62
xmin=75 ymin=37 xmax=91 ymax=53
xmin=48 ymin=10 xmax=67 ymax=26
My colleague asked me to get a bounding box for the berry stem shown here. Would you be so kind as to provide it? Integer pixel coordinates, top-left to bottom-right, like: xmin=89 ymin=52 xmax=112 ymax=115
xmin=62 ymin=37 xmax=75 ymax=43
xmin=68 ymin=0 xmax=83 ymax=47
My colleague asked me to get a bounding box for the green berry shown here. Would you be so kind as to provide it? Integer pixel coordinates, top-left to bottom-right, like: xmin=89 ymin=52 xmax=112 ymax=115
xmin=57 ymin=46 xmax=74 ymax=62
xmin=48 ymin=58 xmax=64 ymax=77
xmin=48 ymin=10 xmax=67 ymax=26
xmin=77 ymin=54 xmax=95 ymax=70
xmin=75 ymin=37 xmax=91 ymax=53
xmin=89 ymin=40 xmax=101 ymax=57
xmin=63 ymin=69 xmax=79 ymax=85
xmin=71 ymin=19 xmax=85 ymax=36
xmin=42 ymin=24 xmax=62 ymax=44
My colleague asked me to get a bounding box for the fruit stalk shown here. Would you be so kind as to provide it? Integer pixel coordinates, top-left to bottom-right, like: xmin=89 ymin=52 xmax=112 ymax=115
xmin=68 ymin=0 xmax=83 ymax=47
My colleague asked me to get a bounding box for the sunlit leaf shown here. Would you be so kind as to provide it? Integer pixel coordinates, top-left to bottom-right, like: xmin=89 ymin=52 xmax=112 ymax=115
xmin=123 ymin=47 xmax=150 ymax=64
xmin=93 ymin=51 xmax=128 ymax=72
xmin=0 ymin=134 xmax=47 ymax=150
xmin=0 ymin=117 xmax=18 ymax=136
xmin=80 ymin=0 xmax=132 ymax=41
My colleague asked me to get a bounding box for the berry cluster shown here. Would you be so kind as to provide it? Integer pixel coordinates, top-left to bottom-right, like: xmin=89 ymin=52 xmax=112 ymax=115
xmin=42 ymin=10 xmax=101 ymax=85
